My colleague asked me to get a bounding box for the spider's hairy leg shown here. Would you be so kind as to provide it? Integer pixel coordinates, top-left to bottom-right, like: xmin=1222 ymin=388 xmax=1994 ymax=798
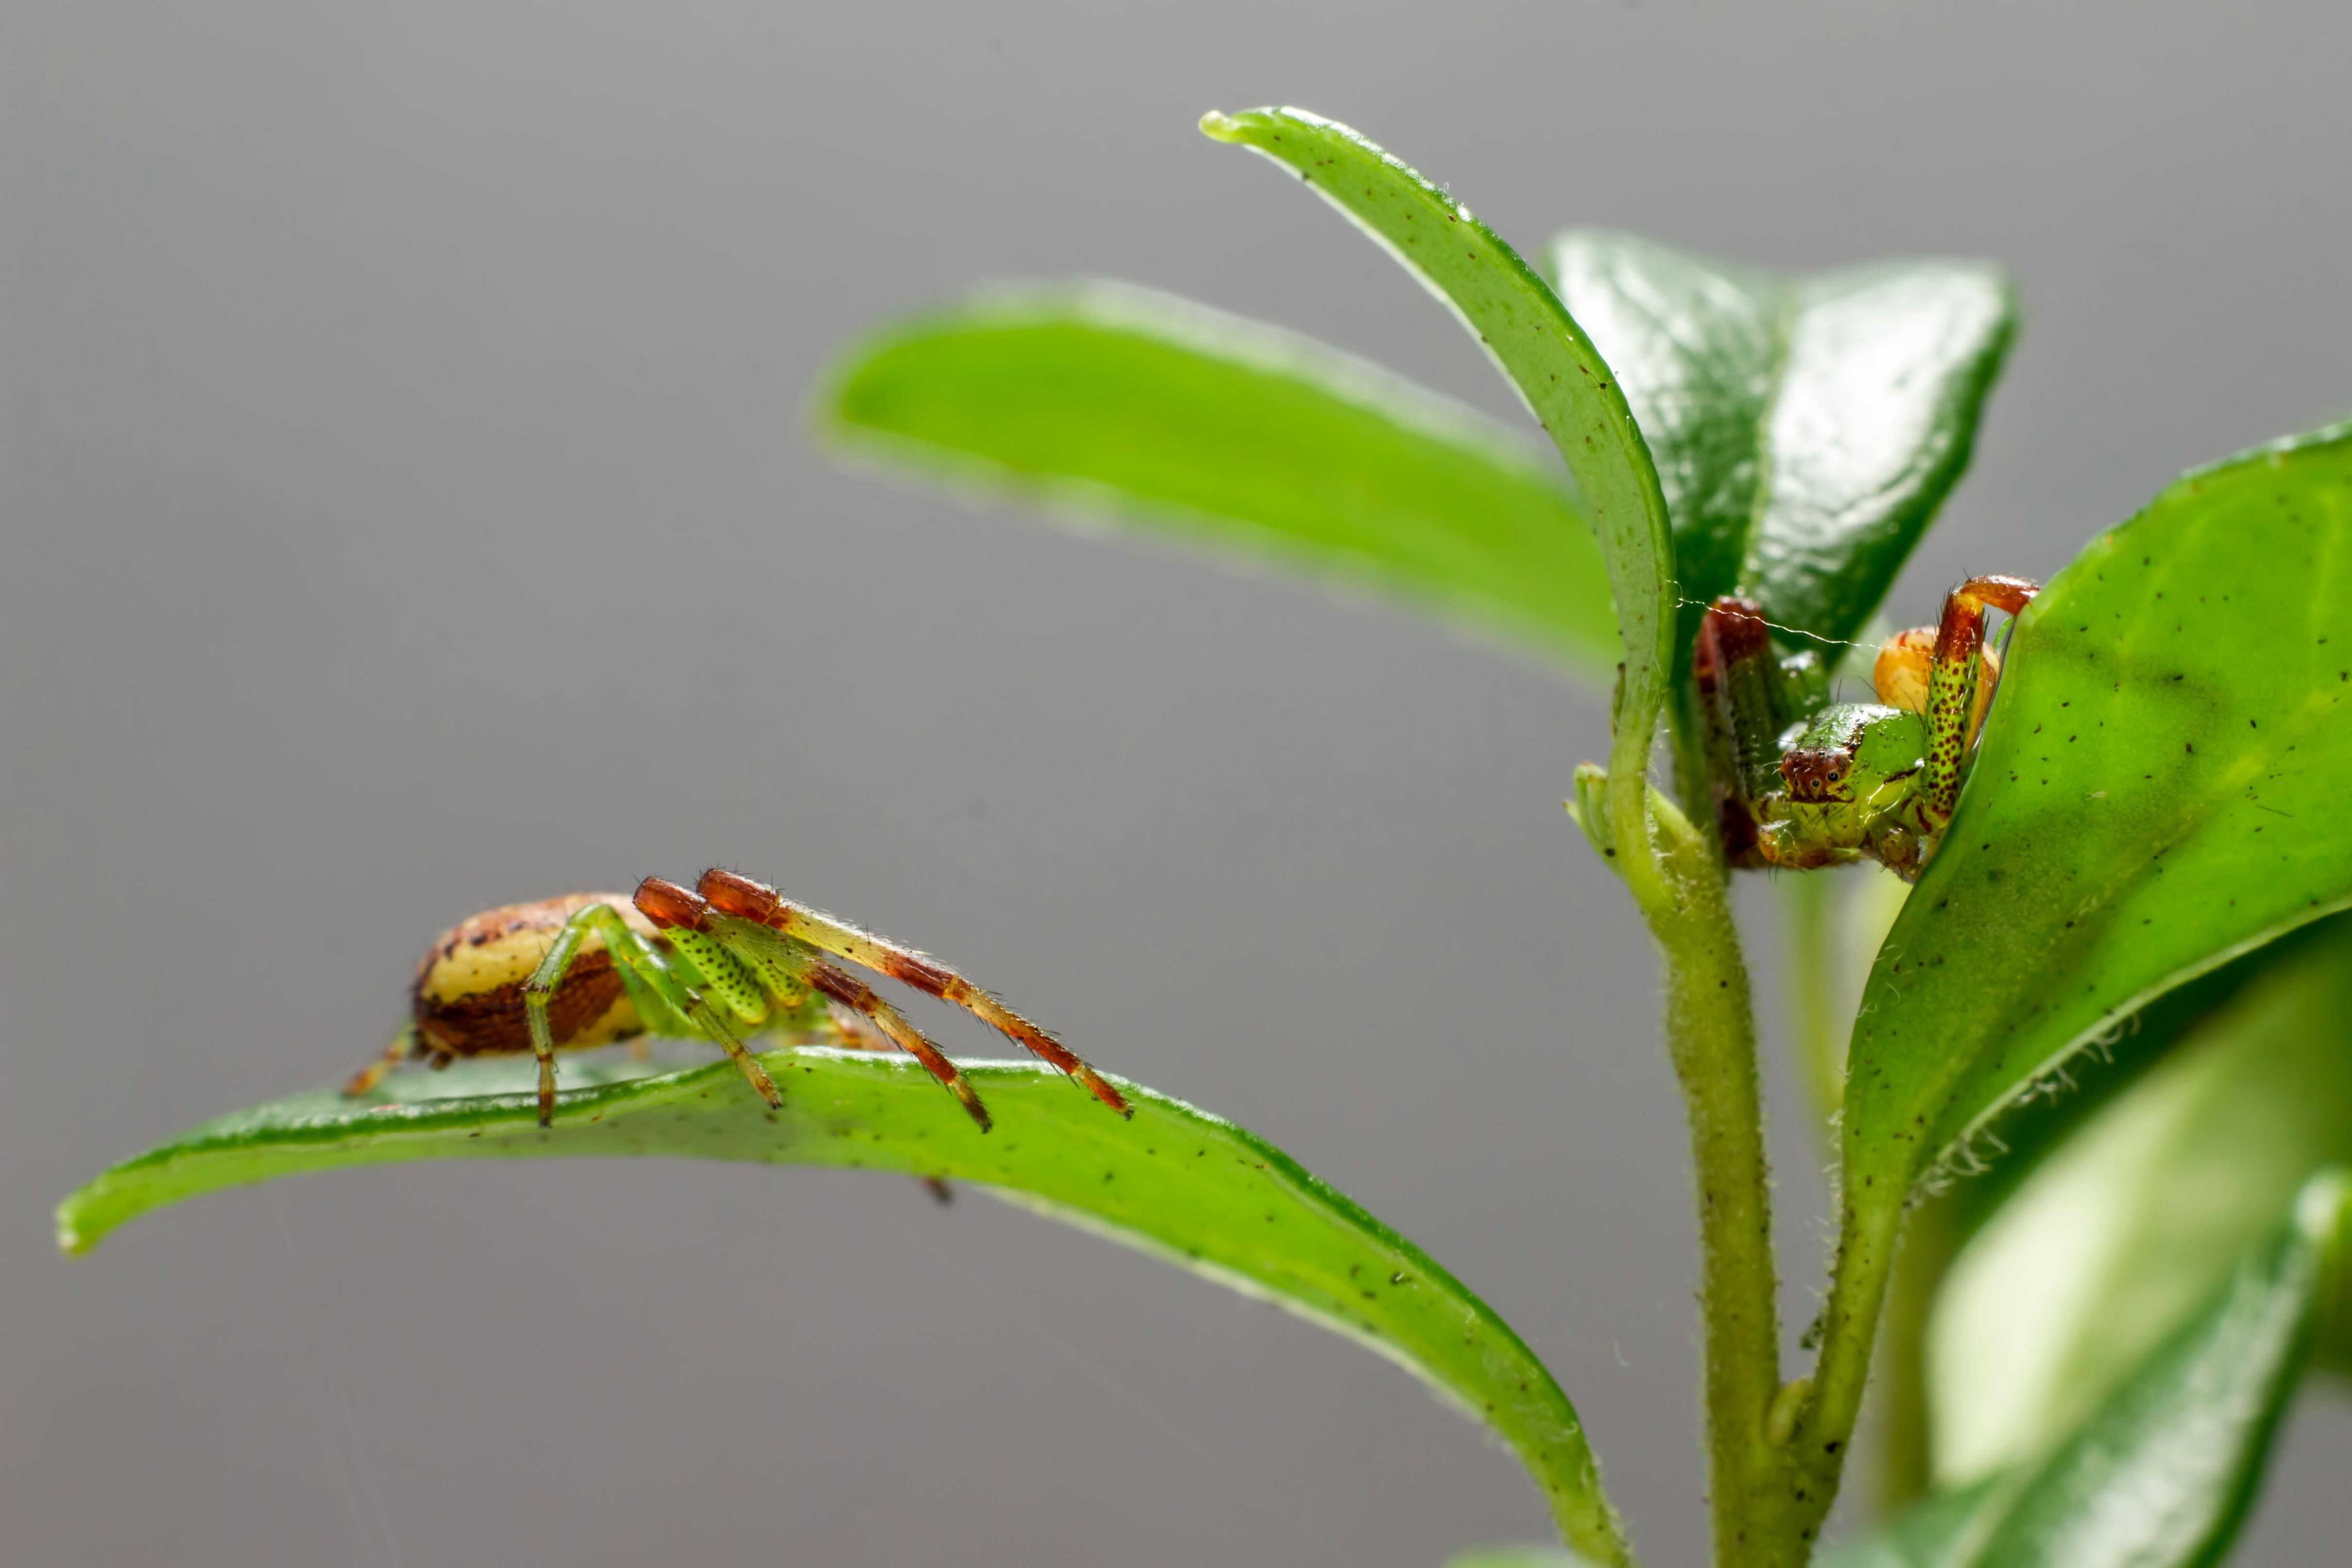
xmin=1693 ymin=597 xmax=1782 ymax=865
xmin=527 ymin=902 xmax=781 ymax=1127
xmin=696 ymin=869 xmax=1133 ymax=1118
xmin=649 ymin=878 xmax=997 ymax=1130
xmin=342 ymin=1022 xmax=420 ymax=1098
xmin=804 ymin=958 xmax=995 ymax=1133
xmin=1920 ymin=575 xmax=2041 ymax=822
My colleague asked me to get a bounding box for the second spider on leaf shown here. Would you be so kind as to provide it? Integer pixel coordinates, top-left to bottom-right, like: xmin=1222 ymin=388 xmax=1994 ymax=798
xmin=344 ymin=868 xmax=1132 ymax=1129
xmin=1695 ymin=574 xmax=2039 ymax=880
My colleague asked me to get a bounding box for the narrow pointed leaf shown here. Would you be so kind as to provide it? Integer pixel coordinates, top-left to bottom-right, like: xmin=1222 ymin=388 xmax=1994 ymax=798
xmin=1548 ymin=232 xmax=2014 ymax=660
xmin=1931 ymin=916 xmax=2352 ymax=1482
xmin=1446 ymin=1548 xmax=1604 ymax=1568
xmin=818 ymin=283 xmax=1617 ymax=679
xmin=1840 ymin=425 xmax=2352 ymax=1272
xmin=1200 ymin=107 xmax=1675 ymax=883
xmin=57 ymin=1049 xmax=1630 ymax=1565
xmin=1827 ymin=1175 xmax=2349 ymax=1568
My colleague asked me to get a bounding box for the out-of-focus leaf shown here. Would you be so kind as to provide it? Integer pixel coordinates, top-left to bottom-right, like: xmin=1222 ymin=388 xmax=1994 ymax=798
xmin=57 ymin=1049 xmax=1631 ymax=1565
xmin=1549 ymin=232 xmax=2013 ymax=664
xmin=1929 ymin=918 xmax=2352 ymax=1482
xmin=1836 ymin=424 xmax=2352 ymax=1333
xmin=1817 ymin=1483 xmax=2002 ymax=1568
xmin=1445 ymin=1547 xmax=1602 ymax=1568
xmin=1826 ymin=1175 xmax=2348 ymax=1568
xmin=818 ymin=283 xmax=1617 ymax=679
xmin=1199 ymin=106 xmax=1675 ymax=885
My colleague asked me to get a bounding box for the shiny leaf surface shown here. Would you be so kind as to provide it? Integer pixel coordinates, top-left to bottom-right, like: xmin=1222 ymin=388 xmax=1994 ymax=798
xmin=1827 ymin=1175 xmax=2347 ymax=1568
xmin=1548 ymin=232 xmax=2014 ymax=661
xmin=1199 ymin=106 xmax=1675 ymax=862
xmin=57 ymin=1049 xmax=1630 ymax=1564
xmin=1930 ymin=917 xmax=2352 ymax=1482
xmin=1843 ymin=424 xmax=2352 ymax=1218
xmin=818 ymin=282 xmax=1617 ymax=679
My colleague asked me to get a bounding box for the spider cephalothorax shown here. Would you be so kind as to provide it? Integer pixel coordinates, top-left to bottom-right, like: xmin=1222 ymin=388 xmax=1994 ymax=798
xmin=1695 ymin=576 xmax=2038 ymax=880
xmin=345 ymin=869 xmax=1131 ymax=1128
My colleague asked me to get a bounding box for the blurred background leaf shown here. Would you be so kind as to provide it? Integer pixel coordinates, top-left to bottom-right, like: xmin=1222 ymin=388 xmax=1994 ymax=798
xmin=821 ymin=283 xmax=1619 ymax=680
xmin=1829 ymin=1175 xmax=2347 ymax=1567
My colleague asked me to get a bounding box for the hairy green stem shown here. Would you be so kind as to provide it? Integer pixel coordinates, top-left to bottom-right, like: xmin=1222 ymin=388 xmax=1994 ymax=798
xmin=1622 ymin=792 xmax=1823 ymax=1565
xmin=1777 ymin=862 xmax=1922 ymax=1537
xmin=1793 ymin=1201 xmax=1901 ymax=1537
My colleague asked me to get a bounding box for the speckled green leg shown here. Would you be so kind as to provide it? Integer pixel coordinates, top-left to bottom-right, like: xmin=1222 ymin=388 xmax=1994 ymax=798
xmin=1921 ymin=576 xmax=2038 ymax=826
xmin=523 ymin=904 xmax=778 ymax=1127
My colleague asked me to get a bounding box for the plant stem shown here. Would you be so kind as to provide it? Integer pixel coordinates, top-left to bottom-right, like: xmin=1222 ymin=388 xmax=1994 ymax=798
xmin=1777 ymin=863 xmax=1922 ymax=1535
xmin=1875 ymin=1195 xmax=1955 ymax=1511
xmin=1778 ymin=872 xmax=1845 ymax=1138
xmin=1628 ymin=793 xmax=1819 ymax=1566
xmin=1793 ymin=1200 xmax=1902 ymax=1534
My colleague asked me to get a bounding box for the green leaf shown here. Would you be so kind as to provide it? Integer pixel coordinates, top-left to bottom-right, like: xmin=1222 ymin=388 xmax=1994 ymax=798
xmin=57 ymin=1049 xmax=1631 ymax=1566
xmin=817 ymin=282 xmax=1618 ymax=680
xmin=1817 ymin=1483 xmax=2003 ymax=1568
xmin=1547 ymin=231 xmax=2014 ymax=661
xmin=1929 ymin=916 xmax=2352 ymax=1482
xmin=1199 ymin=106 xmax=1675 ymax=896
xmin=1825 ymin=1174 xmax=2349 ymax=1568
xmin=1446 ymin=1548 xmax=1603 ymax=1568
xmin=1840 ymin=423 xmax=2352 ymax=1258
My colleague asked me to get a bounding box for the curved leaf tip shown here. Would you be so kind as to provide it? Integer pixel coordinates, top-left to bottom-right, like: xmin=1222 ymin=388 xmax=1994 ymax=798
xmin=1197 ymin=102 xmax=1676 ymax=908
xmin=58 ymin=1047 xmax=1631 ymax=1564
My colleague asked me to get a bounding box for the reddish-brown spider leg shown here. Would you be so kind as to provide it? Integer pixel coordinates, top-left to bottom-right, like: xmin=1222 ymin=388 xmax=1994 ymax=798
xmin=342 ymin=1023 xmax=420 ymax=1097
xmin=697 ymin=869 xmax=1134 ymax=1118
xmin=1921 ymin=575 xmax=2040 ymax=821
xmin=802 ymin=960 xmax=993 ymax=1133
xmin=636 ymin=877 xmax=996 ymax=1131
xmin=827 ymin=1008 xmax=896 ymax=1052
xmin=1692 ymin=597 xmax=1781 ymax=867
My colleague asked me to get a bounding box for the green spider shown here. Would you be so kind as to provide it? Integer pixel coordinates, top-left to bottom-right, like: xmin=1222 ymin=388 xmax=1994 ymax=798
xmin=344 ymin=868 xmax=1133 ymax=1129
xmin=1694 ymin=575 xmax=2039 ymax=880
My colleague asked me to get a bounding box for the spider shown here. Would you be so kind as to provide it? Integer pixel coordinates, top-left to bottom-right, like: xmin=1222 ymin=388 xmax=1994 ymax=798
xmin=1693 ymin=575 xmax=2039 ymax=880
xmin=342 ymin=868 xmax=1132 ymax=1130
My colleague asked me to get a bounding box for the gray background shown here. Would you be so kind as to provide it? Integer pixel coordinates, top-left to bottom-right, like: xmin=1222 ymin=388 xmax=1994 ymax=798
xmin=6 ymin=2 xmax=2350 ymax=1563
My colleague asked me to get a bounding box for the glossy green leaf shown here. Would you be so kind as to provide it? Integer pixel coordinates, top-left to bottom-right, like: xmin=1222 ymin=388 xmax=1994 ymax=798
xmin=817 ymin=283 xmax=1618 ymax=679
xmin=57 ymin=1049 xmax=1631 ymax=1565
xmin=1840 ymin=424 xmax=2352 ymax=1275
xmin=1825 ymin=1174 xmax=2348 ymax=1568
xmin=1930 ymin=917 xmax=2352 ymax=1483
xmin=1199 ymin=107 xmax=1675 ymax=889
xmin=1547 ymin=232 xmax=2014 ymax=661
xmin=1939 ymin=936 xmax=2276 ymax=1240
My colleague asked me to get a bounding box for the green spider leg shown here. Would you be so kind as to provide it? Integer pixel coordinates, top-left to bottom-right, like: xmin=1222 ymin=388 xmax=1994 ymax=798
xmin=702 ymin=914 xmax=994 ymax=1131
xmin=1919 ymin=574 xmax=2039 ymax=824
xmin=523 ymin=904 xmax=781 ymax=1127
xmin=694 ymin=869 xmax=1132 ymax=1117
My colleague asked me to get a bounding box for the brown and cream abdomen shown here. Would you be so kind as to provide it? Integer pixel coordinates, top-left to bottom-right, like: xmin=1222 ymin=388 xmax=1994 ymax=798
xmin=410 ymin=893 xmax=657 ymax=1058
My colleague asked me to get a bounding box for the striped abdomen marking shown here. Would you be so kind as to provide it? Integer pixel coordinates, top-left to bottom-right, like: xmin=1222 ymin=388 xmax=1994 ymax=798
xmin=411 ymin=893 xmax=650 ymax=1058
